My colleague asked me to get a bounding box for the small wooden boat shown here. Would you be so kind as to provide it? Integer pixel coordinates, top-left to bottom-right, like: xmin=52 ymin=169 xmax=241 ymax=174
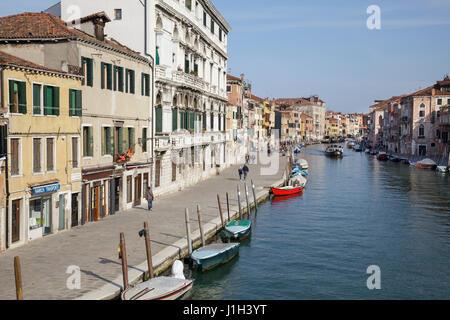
xmin=377 ymin=152 xmax=388 ymax=161
xmin=121 ymin=260 xmax=193 ymax=300
xmin=289 ymin=174 xmax=307 ymax=187
xmin=347 ymin=141 xmax=355 ymax=149
xmin=298 ymin=159 xmax=309 ymax=170
xmin=271 ymin=186 xmax=304 ymax=196
xmin=353 ymin=144 xmax=363 ymax=152
xmin=190 ymin=243 xmax=239 ymax=271
xmin=325 ymin=144 xmax=343 ymax=157
xmin=221 ymin=220 xmax=252 ymax=242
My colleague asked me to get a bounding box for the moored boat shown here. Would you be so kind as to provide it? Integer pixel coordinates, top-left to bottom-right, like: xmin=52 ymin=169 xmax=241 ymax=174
xmin=121 ymin=260 xmax=193 ymax=300
xmin=325 ymin=144 xmax=343 ymax=157
xmin=190 ymin=243 xmax=240 ymax=271
xmin=298 ymin=159 xmax=309 ymax=170
xmin=377 ymin=152 xmax=388 ymax=161
xmin=271 ymin=186 xmax=304 ymax=196
xmin=289 ymin=174 xmax=307 ymax=187
xmin=353 ymin=144 xmax=362 ymax=152
xmin=412 ymin=158 xmax=437 ymax=169
xmin=347 ymin=140 xmax=355 ymax=149
xmin=221 ymin=220 xmax=252 ymax=242
xmin=437 ymin=166 xmax=448 ymax=173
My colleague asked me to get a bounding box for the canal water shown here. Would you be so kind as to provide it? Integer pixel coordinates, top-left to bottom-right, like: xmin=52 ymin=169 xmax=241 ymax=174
xmin=187 ymin=143 xmax=450 ymax=299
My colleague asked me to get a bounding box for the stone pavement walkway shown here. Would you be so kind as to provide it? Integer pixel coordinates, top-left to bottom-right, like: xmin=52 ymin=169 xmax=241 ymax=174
xmin=0 ymin=156 xmax=287 ymax=300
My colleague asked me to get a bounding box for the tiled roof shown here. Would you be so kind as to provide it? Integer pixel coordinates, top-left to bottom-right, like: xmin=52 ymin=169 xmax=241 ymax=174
xmin=0 ymin=12 xmax=145 ymax=61
xmin=0 ymin=49 xmax=76 ymax=76
xmin=226 ymin=74 xmax=241 ymax=82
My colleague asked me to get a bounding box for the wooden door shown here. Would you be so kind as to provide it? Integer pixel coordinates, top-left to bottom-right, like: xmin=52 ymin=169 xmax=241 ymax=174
xmin=93 ymin=186 xmax=100 ymax=221
xmin=58 ymin=194 xmax=65 ymax=230
xmin=11 ymin=199 xmax=20 ymax=243
xmin=71 ymin=193 xmax=79 ymax=227
xmin=134 ymin=174 xmax=142 ymax=206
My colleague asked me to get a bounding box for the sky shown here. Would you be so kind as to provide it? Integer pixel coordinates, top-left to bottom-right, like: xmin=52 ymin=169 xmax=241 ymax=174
xmin=2 ymin=0 xmax=450 ymax=113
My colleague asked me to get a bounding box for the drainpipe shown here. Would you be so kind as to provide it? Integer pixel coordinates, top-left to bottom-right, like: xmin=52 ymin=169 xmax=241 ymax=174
xmin=1 ymin=65 xmax=9 ymax=250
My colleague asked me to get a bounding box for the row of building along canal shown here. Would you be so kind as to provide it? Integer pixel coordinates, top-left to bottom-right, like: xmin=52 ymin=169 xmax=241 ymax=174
xmin=186 ymin=143 xmax=450 ymax=299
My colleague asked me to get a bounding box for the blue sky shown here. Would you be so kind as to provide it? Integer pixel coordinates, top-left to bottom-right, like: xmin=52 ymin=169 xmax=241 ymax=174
xmin=2 ymin=0 xmax=450 ymax=113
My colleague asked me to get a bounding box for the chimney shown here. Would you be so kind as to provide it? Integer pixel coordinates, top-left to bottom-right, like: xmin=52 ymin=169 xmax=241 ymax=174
xmin=240 ymin=73 xmax=244 ymax=82
xmin=431 ymin=88 xmax=436 ymax=96
xmin=94 ymin=18 xmax=106 ymax=41
xmin=73 ymin=12 xmax=111 ymax=42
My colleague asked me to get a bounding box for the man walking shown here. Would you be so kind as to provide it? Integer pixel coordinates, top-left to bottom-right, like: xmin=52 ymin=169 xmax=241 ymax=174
xmin=145 ymin=186 xmax=154 ymax=211
xmin=242 ymin=164 xmax=249 ymax=180
xmin=238 ymin=168 xmax=243 ymax=180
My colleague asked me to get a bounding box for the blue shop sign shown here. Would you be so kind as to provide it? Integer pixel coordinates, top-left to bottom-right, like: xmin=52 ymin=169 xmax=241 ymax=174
xmin=33 ymin=183 xmax=60 ymax=195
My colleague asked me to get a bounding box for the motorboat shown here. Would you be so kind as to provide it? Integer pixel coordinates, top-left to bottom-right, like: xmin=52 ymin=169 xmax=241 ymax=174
xmin=377 ymin=152 xmax=388 ymax=161
xmin=347 ymin=140 xmax=355 ymax=149
xmin=389 ymin=155 xmax=401 ymax=162
xmin=271 ymin=186 xmax=304 ymax=196
xmin=221 ymin=220 xmax=252 ymax=242
xmin=289 ymin=174 xmax=307 ymax=187
xmin=370 ymin=149 xmax=378 ymax=155
xmin=364 ymin=149 xmax=371 ymax=153
xmin=121 ymin=260 xmax=193 ymax=300
xmin=325 ymin=144 xmax=344 ymax=157
xmin=297 ymin=159 xmax=309 ymax=170
xmin=190 ymin=243 xmax=240 ymax=271
xmin=437 ymin=166 xmax=448 ymax=173
xmin=353 ymin=144 xmax=363 ymax=152
xmin=411 ymin=158 xmax=437 ymax=169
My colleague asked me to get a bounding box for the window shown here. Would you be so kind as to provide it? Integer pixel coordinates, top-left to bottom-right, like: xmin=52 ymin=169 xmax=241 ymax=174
xmin=203 ymin=11 xmax=207 ymax=27
xmin=81 ymin=57 xmax=93 ymax=87
xmin=419 ymin=125 xmax=425 ymax=137
xmin=114 ymin=9 xmax=122 ymax=20
xmin=69 ymin=89 xmax=82 ymax=117
xmin=219 ymin=28 xmax=222 ymax=41
xmin=156 ymin=47 xmax=160 ymax=66
xmin=128 ymin=127 xmax=135 ymax=150
xmin=155 ymin=107 xmax=163 ymax=133
xmin=447 ymin=98 xmax=450 ymax=105
xmin=102 ymin=127 xmax=113 ymax=156
xmin=185 ymin=0 xmax=192 ymax=10
xmin=43 ymin=85 xmax=60 ymax=116
xmin=127 ymin=176 xmax=132 ymax=203
xmin=141 ymin=73 xmax=150 ymax=96
xmin=10 ymin=138 xmax=20 ymax=176
xmin=33 ymin=84 xmax=42 ymax=115
xmin=418 ymin=145 xmax=427 ymax=156
xmin=9 ymin=80 xmax=27 ymax=114
xmin=101 ymin=62 xmax=113 ymax=90
xmin=114 ymin=66 xmax=124 ymax=92
xmin=83 ymin=126 xmax=93 ymax=157
xmin=125 ymin=69 xmax=135 ymax=94
xmin=226 ymin=85 xmax=231 ymax=93
xmin=172 ymin=109 xmax=178 ymax=132
xmin=33 ymin=138 xmax=43 ymax=173
xmin=419 ymin=110 xmax=425 ymax=117
xmin=142 ymin=128 xmax=148 ymax=152
xmin=211 ymin=19 xmax=215 ymax=34
xmin=210 ymin=112 xmax=214 ymax=130
xmin=46 ymin=138 xmax=55 ymax=172
xmin=72 ymin=137 xmax=79 ymax=169
xmin=437 ymin=98 xmax=442 ymax=105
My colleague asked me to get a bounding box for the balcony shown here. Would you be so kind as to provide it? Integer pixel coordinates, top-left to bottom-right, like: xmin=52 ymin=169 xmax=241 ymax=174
xmin=155 ymin=66 xmax=211 ymax=93
xmin=155 ymin=135 xmax=171 ymax=151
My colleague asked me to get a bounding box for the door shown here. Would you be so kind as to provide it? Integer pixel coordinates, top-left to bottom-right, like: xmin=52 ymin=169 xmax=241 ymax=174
xmin=11 ymin=199 xmax=20 ymax=243
xmin=155 ymin=159 xmax=161 ymax=187
xmin=58 ymin=194 xmax=65 ymax=230
xmin=134 ymin=174 xmax=142 ymax=206
xmin=71 ymin=193 xmax=79 ymax=227
xmin=114 ymin=178 xmax=120 ymax=212
xmin=92 ymin=186 xmax=100 ymax=221
xmin=42 ymin=197 xmax=52 ymax=235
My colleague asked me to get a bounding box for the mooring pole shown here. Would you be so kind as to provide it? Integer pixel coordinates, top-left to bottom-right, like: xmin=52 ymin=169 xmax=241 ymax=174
xmin=217 ymin=194 xmax=224 ymax=228
xmin=251 ymin=179 xmax=258 ymax=213
xmin=226 ymin=192 xmax=231 ymax=222
xmin=237 ymin=185 xmax=242 ymax=220
xmin=197 ymin=205 xmax=205 ymax=247
xmin=14 ymin=256 xmax=23 ymax=300
xmin=244 ymin=182 xmax=251 ymax=216
xmin=143 ymin=222 xmax=153 ymax=279
xmin=119 ymin=232 xmax=129 ymax=289
xmin=185 ymin=208 xmax=192 ymax=255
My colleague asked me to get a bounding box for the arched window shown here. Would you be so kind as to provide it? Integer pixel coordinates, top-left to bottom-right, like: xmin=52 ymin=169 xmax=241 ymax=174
xmin=172 ymin=96 xmax=178 ymax=132
xmin=173 ymin=26 xmax=179 ymax=40
xmin=155 ymin=93 xmax=163 ymax=133
xmin=378 ymin=115 xmax=383 ymax=126
xmin=418 ymin=124 xmax=425 ymax=137
xmin=419 ymin=110 xmax=425 ymax=117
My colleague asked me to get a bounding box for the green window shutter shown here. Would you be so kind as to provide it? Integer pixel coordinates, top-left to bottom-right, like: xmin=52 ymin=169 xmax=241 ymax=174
xmin=53 ymin=87 xmax=60 ymax=116
xmin=185 ymin=111 xmax=189 ymax=130
xmin=113 ymin=66 xmax=117 ymax=91
xmin=76 ymin=90 xmax=82 ymax=116
xmin=180 ymin=112 xmax=184 ymax=130
xmin=122 ymin=127 xmax=129 ymax=152
xmin=141 ymin=73 xmax=144 ymax=96
xmin=145 ymin=74 xmax=150 ymax=96
xmin=156 ymin=47 xmax=160 ymax=65
xmin=101 ymin=62 xmax=105 ymax=89
xmin=130 ymin=70 xmax=135 ymax=94
xmin=118 ymin=127 xmax=124 ymax=154
xmin=172 ymin=108 xmax=178 ymax=131
xmin=129 ymin=128 xmax=135 ymax=149
xmin=156 ymin=108 xmax=163 ymax=133
xmin=87 ymin=58 xmax=93 ymax=87
xmin=185 ymin=59 xmax=189 ymax=73
xmin=18 ymin=81 xmax=27 ymax=114
xmin=44 ymin=86 xmax=52 ymax=115
xmin=81 ymin=57 xmax=86 ymax=86
xmin=106 ymin=64 xmax=112 ymax=90
xmin=108 ymin=127 xmax=114 ymax=155
xmin=125 ymin=69 xmax=129 ymax=93
xmin=69 ymin=89 xmax=75 ymax=116
xmin=189 ymin=111 xmax=194 ymax=130
xmin=142 ymin=128 xmax=147 ymax=152
xmin=101 ymin=127 xmax=105 ymax=155
xmin=8 ymin=80 xmax=15 ymax=113
xmin=118 ymin=67 xmax=124 ymax=92
xmin=88 ymin=126 xmax=94 ymax=156
xmin=33 ymin=84 xmax=41 ymax=115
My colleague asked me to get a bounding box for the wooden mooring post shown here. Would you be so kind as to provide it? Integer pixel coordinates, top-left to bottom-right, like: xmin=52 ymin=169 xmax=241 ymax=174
xmin=244 ymin=182 xmax=251 ymax=216
xmin=251 ymin=179 xmax=258 ymax=213
xmin=14 ymin=256 xmax=23 ymax=300
xmin=197 ymin=205 xmax=206 ymax=247
xmin=226 ymin=192 xmax=231 ymax=222
xmin=217 ymin=194 xmax=224 ymax=228
xmin=119 ymin=232 xmax=129 ymax=289
xmin=237 ymin=185 xmax=242 ymax=220
xmin=143 ymin=222 xmax=153 ymax=279
xmin=185 ymin=208 xmax=193 ymax=255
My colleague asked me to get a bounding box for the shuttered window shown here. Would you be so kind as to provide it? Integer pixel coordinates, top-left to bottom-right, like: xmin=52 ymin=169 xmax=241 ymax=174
xmin=142 ymin=128 xmax=148 ymax=153
xmin=83 ymin=126 xmax=93 ymax=157
xmin=141 ymin=73 xmax=150 ymax=96
xmin=155 ymin=107 xmax=163 ymax=133
xmin=101 ymin=62 xmax=113 ymax=90
xmin=69 ymin=89 xmax=82 ymax=117
xmin=46 ymin=138 xmax=55 ymax=172
xmin=72 ymin=137 xmax=79 ymax=169
xmin=33 ymin=138 xmax=42 ymax=173
xmin=81 ymin=57 xmax=93 ymax=87
xmin=128 ymin=127 xmax=135 ymax=150
xmin=125 ymin=69 xmax=135 ymax=94
xmin=43 ymin=85 xmax=60 ymax=116
xmin=33 ymin=84 xmax=42 ymax=115
xmin=102 ymin=127 xmax=113 ymax=156
xmin=189 ymin=111 xmax=194 ymax=130
xmin=10 ymin=138 xmax=20 ymax=175
xmin=172 ymin=109 xmax=178 ymax=131
xmin=9 ymin=80 xmax=27 ymax=114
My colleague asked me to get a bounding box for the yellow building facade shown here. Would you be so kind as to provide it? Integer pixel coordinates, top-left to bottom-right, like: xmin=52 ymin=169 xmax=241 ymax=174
xmin=3 ymin=53 xmax=82 ymax=249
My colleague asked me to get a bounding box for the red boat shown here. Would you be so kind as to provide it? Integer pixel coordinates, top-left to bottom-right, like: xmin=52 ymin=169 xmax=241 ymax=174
xmin=271 ymin=186 xmax=303 ymax=196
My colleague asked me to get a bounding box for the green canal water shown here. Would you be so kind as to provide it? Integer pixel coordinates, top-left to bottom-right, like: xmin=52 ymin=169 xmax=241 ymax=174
xmin=186 ymin=143 xmax=450 ymax=299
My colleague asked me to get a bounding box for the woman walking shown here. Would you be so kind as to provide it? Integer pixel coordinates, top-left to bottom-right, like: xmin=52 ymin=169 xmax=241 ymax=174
xmin=145 ymin=186 xmax=154 ymax=211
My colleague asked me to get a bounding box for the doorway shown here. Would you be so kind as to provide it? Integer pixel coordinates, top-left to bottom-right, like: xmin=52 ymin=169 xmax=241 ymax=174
xmin=71 ymin=193 xmax=79 ymax=227
xmin=58 ymin=194 xmax=65 ymax=230
xmin=92 ymin=186 xmax=100 ymax=221
xmin=134 ymin=174 xmax=142 ymax=206
xmin=11 ymin=199 xmax=20 ymax=243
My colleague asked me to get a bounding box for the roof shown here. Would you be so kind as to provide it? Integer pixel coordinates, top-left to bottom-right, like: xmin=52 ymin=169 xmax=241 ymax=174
xmin=0 ymin=12 xmax=146 ymax=62
xmin=226 ymin=74 xmax=241 ymax=82
xmin=247 ymin=94 xmax=264 ymax=102
xmin=78 ymin=11 xmax=111 ymax=24
xmin=0 ymin=49 xmax=78 ymax=77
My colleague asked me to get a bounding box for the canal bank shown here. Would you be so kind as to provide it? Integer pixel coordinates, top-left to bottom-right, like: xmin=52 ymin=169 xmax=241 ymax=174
xmin=0 ymin=156 xmax=288 ymax=300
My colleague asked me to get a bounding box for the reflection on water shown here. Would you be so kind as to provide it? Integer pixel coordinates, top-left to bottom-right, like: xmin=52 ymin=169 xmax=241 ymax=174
xmin=190 ymin=144 xmax=450 ymax=299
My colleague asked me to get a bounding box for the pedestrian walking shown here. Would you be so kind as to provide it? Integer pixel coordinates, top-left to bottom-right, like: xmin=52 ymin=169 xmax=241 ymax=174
xmin=238 ymin=168 xmax=243 ymax=180
xmin=243 ymin=164 xmax=249 ymax=180
xmin=145 ymin=186 xmax=154 ymax=211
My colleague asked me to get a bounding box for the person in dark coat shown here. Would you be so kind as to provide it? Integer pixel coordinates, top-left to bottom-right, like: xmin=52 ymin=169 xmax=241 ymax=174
xmin=145 ymin=186 xmax=154 ymax=211
xmin=238 ymin=168 xmax=243 ymax=180
xmin=242 ymin=164 xmax=249 ymax=180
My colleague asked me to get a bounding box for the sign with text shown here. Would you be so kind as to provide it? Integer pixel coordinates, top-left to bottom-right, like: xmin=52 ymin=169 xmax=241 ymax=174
xmin=33 ymin=183 xmax=60 ymax=195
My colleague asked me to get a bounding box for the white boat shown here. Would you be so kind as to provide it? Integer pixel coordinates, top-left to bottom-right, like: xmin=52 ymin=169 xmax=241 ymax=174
xmin=412 ymin=158 xmax=437 ymax=169
xmin=121 ymin=260 xmax=193 ymax=300
xmin=289 ymin=174 xmax=307 ymax=187
xmin=437 ymin=166 xmax=448 ymax=173
xmin=298 ymin=159 xmax=309 ymax=170
xmin=347 ymin=140 xmax=355 ymax=149
xmin=353 ymin=144 xmax=362 ymax=152
xmin=325 ymin=144 xmax=343 ymax=157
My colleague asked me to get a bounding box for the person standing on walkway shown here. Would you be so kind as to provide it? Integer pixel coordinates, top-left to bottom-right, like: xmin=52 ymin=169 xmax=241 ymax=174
xmin=145 ymin=186 xmax=154 ymax=211
xmin=238 ymin=168 xmax=243 ymax=180
xmin=243 ymin=164 xmax=249 ymax=180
